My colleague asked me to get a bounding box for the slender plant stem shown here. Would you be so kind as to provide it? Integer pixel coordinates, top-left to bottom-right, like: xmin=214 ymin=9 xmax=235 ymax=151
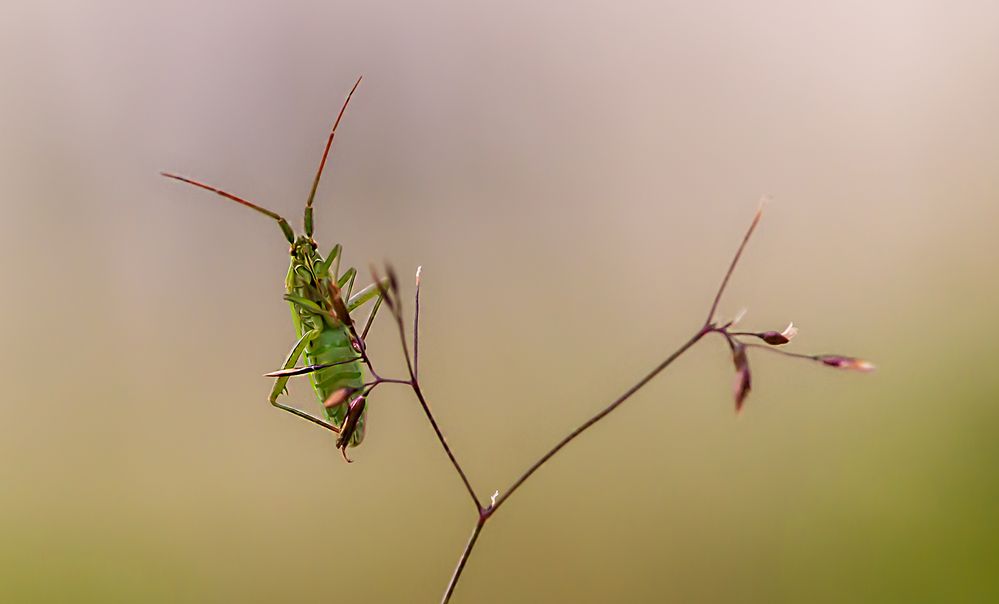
xmin=381 ymin=265 xmax=483 ymax=511
xmin=490 ymin=326 xmax=709 ymax=514
xmin=389 ymin=207 xmax=768 ymax=603
xmin=436 ymin=326 xmax=710 ymax=603
xmin=441 ymin=519 xmax=485 ymax=604
xmin=392 ymin=302 xmax=417 ymax=381
xmin=706 ymin=203 xmax=763 ymax=325
xmin=414 ymin=266 xmax=422 ymax=378
xmin=412 ymin=379 xmax=483 ymax=511
xmin=741 ymin=342 xmax=818 ymax=361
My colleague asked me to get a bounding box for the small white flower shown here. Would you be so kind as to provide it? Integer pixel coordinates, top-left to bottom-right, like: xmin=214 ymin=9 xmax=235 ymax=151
xmin=780 ymin=322 xmax=798 ymax=341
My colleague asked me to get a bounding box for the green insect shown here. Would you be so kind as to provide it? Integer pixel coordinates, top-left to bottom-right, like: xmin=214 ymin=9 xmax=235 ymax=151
xmin=162 ymin=77 xmax=385 ymax=462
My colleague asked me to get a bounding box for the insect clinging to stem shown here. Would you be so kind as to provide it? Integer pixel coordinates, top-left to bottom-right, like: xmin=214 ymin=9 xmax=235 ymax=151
xmin=160 ymin=75 xmax=877 ymax=604
xmin=161 ymin=76 xmax=388 ymax=462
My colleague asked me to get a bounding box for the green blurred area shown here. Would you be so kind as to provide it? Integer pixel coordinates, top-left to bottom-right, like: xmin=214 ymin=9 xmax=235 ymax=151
xmin=2 ymin=1 xmax=998 ymax=602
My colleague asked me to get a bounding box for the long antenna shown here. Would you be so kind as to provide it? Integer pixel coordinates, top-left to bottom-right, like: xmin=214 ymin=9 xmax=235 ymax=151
xmin=160 ymin=172 xmax=296 ymax=243
xmin=304 ymin=76 xmax=363 ymax=237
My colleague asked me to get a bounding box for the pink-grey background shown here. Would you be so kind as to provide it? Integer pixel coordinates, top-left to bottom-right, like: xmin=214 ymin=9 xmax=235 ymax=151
xmin=1 ymin=1 xmax=997 ymax=602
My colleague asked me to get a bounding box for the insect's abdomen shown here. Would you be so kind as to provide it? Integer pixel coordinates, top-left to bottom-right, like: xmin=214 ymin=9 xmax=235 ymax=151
xmin=306 ymin=327 xmax=366 ymax=445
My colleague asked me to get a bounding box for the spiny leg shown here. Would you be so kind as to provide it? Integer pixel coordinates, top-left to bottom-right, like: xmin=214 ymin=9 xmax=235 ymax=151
xmin=265 ymin=357 xmax=363 ymax=379
xmin=286 ymin=274 xmax=384 ymax=325
xmin=348 ymin=277 xmax=388 ymax=312
xmin=348 ymin=277 xmax=388 ymax=346
xmin=267 ymin=329 xmax=340 ymax=433
xmin=283 ymin=294 xmax=330 ymax=318
xmin=319 ymin=244 xmax=341 ymax=281
xmin=338 ymin=267 xmax=357 ymax=299
xmin=359 ymin=289 xmax=385 ymax=341
xmin=316 ymin=243 xmax=355 ymax=298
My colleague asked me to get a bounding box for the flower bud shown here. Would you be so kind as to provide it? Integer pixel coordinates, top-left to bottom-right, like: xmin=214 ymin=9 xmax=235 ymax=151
xmin=386 ymin=264 xmax=400 ymax=296
xmin=370 ymin=265 xmax=396 ymax=311
xmin=731 ymin=343 xmax=752 ymax=412
xmin=759 ymin=331 xmax=790 ymax=345
xmin=757 ymin=322 xmax=796 ymax=345
xmin=816 ymin=355 xmax=875 ymax=372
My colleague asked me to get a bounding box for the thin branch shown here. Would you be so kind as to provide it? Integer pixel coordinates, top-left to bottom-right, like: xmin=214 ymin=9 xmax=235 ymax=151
xmin=387 ymin=270 xmax=418 ymax=381
xmin=441 ymin=519 xmax=485 ymax=604
xmin=489 ymin=327 xmax=708 ymax=514
xmin=705 ymin=202 xmax=765 ymax=326
xmin=414 ymin=266 xmax=423 ymax=379
xmin=740 ymin=342 xmax=875 ymax=372
xmin=435 ymin=205 xmax=772 ymax=602
xmin=167 ymin=78 xmax=865 ymax=604
xmin=438 ymin=327 xmax=711 ymax=603
xmin=409 ymin=381 xmax=483 ymax=511
xmin=364 ymin=378 xmax=412 ymax=387
xmin=378 ymin=265 xmax=483 ymax=511
xmin=740 ymin=342 xmax=818 ymax=360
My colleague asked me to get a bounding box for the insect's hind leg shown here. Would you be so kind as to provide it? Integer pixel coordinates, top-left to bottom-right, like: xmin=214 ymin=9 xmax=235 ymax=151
xmin=267 ymin=329 xmax=340 ymax=433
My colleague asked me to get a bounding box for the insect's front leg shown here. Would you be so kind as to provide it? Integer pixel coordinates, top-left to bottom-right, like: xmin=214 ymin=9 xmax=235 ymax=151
xmin=267 ymin=329 xmax=340 ymax=433
xmin=320 ymin=244 xmax=342 ymax=281
xmin=338 ymin=267 xmax=357 ymax=299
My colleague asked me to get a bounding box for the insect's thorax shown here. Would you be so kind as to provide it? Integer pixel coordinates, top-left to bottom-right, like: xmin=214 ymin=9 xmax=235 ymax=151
xmin=286 ymin=237 xmax=334 ymax=335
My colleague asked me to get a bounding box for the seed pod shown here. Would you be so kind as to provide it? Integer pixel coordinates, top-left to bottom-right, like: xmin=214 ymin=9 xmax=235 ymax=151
xmin=370 ymin=264 xmax=395 ymax=311
xmin=336 ymin=395 xmax=367 ymax=463
xmin=759 ymin=331 xmax=790 ymax=345
xmin=816 ymin=355 xmax=875 ymax=372
xmin=755 ymin=322 xmax=797 ymax=345
xmin=323 ymin=387 xmax=355 ymax=409
xmin=386 ymin=264 xmax=400 ymax=297
xmin=731 ymin=343 xmax=752 ymax=412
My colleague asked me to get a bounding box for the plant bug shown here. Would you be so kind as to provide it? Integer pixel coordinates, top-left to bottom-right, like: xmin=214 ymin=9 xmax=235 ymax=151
xmin=162 ymin=77 xmax=386 ymax=462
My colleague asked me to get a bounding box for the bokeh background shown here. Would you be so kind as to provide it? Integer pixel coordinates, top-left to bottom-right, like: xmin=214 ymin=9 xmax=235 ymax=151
xmin=2 ymin=1 xmax=998 ymax=602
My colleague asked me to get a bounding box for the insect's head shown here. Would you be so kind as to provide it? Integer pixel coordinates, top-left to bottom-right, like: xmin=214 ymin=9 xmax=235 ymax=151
xmin=290 ymin=235 xmax=318 ymax=260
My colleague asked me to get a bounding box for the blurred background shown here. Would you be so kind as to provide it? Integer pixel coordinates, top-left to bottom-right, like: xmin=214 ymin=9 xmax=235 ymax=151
xmin=2 ymin=1 xmax=997 ymax=602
